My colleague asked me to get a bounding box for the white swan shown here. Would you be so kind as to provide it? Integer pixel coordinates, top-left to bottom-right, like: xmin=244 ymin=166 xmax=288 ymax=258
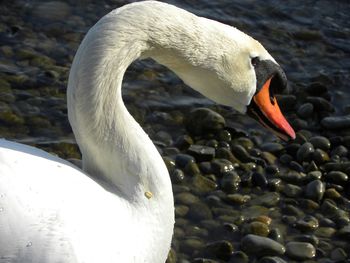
xmin=0 ymin=1 xmax=295 ymax=263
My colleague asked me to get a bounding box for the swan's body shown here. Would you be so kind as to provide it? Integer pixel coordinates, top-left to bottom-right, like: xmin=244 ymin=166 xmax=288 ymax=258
xmin=0 ymin=1 xmax=295 ymax=263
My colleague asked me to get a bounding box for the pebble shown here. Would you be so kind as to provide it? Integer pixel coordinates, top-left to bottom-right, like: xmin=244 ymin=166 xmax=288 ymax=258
xmin=297 ymin=142 xmax=314 ymax=162
xmin=309 ymin=136 xmax=331 ymax=150
xmin=187 ymin=145 xmax=215 ymax=162
xmin=211 ymin=159 xmax=234 ymax=176
xmin=295 ymin=215 xmax=319 ymax=231
xmin=260 ymin=142 xmax=284 ymax=154
xmin=242 ymin=221 xmax=270 ymax=236
xmin=305 ymin=180 xmax=325 ymax=202
xmin=205 ymin=240 xmax=233 ymax=260
xmin=268 ymin=228 xmax=284 ymax=244
xmin=258 ymin=257 xmax=287 ymax=263
xmin=175 ymin=192 xmax=200 ymax=205
xmin=175 ymin=154 xmax=195 ymax=168
xmin=220 ymin=171 xmax=241 ymax=193
xmin=251 ymin=172 xmax=268 ymax=188
xmin=250 ymin=192 xmax=280 ymax=207
xmin=230 ymin=251 xmax=249 ymax=263
xmin=330 ymin=247 xmax=347 ymax=261
xmin=297 ymin=102 xmax=314 ymax=118
xmin=314 ymin=227 xmax=336 ymax=238
xmin=191 ymin=175 xmax=217 ymax=194
xmin=226 ymin=194 xmax=251 ymax=205
xmin=185 ymin=108 xmax=225 ymax=135
xmin=321 ymin=115 xmax=350 ymax=129
xmin=285 ymin=242 xmax=315 ymax=260
xmin=282 ymin=184 xmax=302 ymax=198
xmin=241 ymin=234 xmax=285 ymax=257
xmin=231 ymin=144 xmax=252 ymax=162
xmin=325 ymin=170 xmax=348 ymax=184
xmin=188 ymin=202 xmax=213 ymax=220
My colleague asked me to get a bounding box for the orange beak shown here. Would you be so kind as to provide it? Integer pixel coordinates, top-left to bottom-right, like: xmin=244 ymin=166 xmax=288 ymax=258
xmin=249 ymin=78 xmax=296 ymax=141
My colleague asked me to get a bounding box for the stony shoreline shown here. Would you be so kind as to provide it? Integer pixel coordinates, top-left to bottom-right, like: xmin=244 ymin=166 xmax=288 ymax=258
xmin=1 ymin=1 xmax=349 ymax=262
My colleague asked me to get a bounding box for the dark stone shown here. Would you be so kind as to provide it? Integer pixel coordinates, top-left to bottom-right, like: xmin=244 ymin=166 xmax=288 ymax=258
xmin=305 ymin=180 xmax=325 ymax=202
xmin=231 ymin=144 xmax=252 ymax=162
xmin=252 ymin=172 xmax=268 ymax=188
xmin=211 ymin=159 xmax=234 ymax=176
xmin=309 ymin=136 xmax=331 ymax=151
xmin=297 ymin=142 xmax=314 ymax=162
xmin=175 ymin=154 xmax=195 ymax=168
xmin=187 ymin=144 xmax=216 ymax=162
xmin=185 ymin=108 xmax=225 ymax=135
xmin=321 ymin=115 xmax=350 ymax=129
xmin=285 ymin=242 xmax=316 ymax=260
xmin=205 ymin=240 xmax=233 ymax=261
xmin=241 ymin=234 xmax=285 ymax=257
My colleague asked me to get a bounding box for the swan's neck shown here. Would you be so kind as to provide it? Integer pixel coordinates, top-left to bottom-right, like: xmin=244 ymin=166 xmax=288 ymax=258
xmin=68 ymin=2 xmax=210 ymax=200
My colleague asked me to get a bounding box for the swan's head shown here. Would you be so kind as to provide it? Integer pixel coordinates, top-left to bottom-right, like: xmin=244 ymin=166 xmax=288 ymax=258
xmin=164 ymin=21 xmax=295 ymax=141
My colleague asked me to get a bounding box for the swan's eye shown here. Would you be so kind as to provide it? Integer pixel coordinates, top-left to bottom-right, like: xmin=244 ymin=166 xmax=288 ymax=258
xmin=251 ymin=57 xmax=260 ymax=67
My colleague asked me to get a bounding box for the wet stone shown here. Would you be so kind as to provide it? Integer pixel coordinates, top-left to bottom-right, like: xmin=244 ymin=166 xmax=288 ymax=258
xmin=306 ymin=170 xmax=322 ymax=181
xmin=325 ymin=171 xmax=348 ymax=184
xmin=250 ymin=192 xmax=280 ymax=207
xmin=184 ymin=162 xmax=200 ymax=176
xmin=297 ymin=102 xmax=314 ymax=118
xmin=309 ymin=136 xmax=331 ymax=151
xmin=175 ymin=192 xmax=200 ymax=205
xmin=170 ymin=169 xmax=185 ymax=183
xmin=242 ymin=221 xmax=270 ymax=237
xmin=217 ymin=130 xmax=231 ymax=142
xmin=258 ymin=257 xmax=287 ymax=263
xmin=279 ymin=153 xmax=293 ymax=164
xmin=215 ymin=147 xmax=238 ymax=163
xmin=174 ymin=135 xmax=193 ymax=150
xmin=230 ymin=251 xmax=249 ymax=263
xmin=289 ymin=161 xmax=304 ymax=173
xmin=241 ymin=234 xmax=286 ymax=257
xmin=187 ymin=145 xmax=215 ymax=162
xmin=181 ymin=238 xmax=204 ymax=254
xmin=295 ymin=215 xmax=319 ymax=232
xmin=251 ymin=172 xmax=268 ymax=188
xmin=188 ymin=202 xmax=213 ymax=221
xmin=297 ymin=142 xmax=314 ymax=162
xmin=325 ymin=188 xmax=341 ymax=199
xmin=191 ymin=175 xmax=217 ymax=194
xmin=175 ymin=205 xmax=189 ymax=217
xmin=226 ymin=194 xmax=251 ymax=205
xmin=330 ymin=247 xmax=347 ymax=261
xmin=312 ymin=149 xmax=329 ymax=164
xmin=282 ymin=184 xmax=302 ymax=198
xmin=205 ymin=240 xmax=233 ymax=261
xmin=185 ymin=108 xmax=225 ymax=136
xmin=321 ymin=115 xmax=350 ymax=129
xmin=285 ymin=242 xmax=316 ymax=260
xmin=269 ymin=228 xmax=284 ymax=244
xmin=220 ymin=171 xmax=241 ymax=193
xmin=211 ymin=159 xmax=234 ymax=176
xmin=314 ymin=227 xmax=336 ymax=238
xmin=294 ymin=234 xmax=319 ymax=246
xmin=175 ymin=154 xmax=195 ymax=169
xmin=283 ymin=205 xmax=304 ymax=217
xmin=306 ymin=96 xmax=334 ymax=112
xmin=260 ymin=142 xmax=284 ymax=154
xmin=331 ymin=145 xmax=348 ymax=157
xmin=231 ymin=144 xmax=252 ymax=162
xmin=337 ymin=225 xmax=350 ymax=240
xmin=305 ymin=180 xmax=325 ymax=202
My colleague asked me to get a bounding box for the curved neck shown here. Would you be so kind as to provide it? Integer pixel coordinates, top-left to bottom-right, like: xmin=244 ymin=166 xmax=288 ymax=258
xmin=67 ymin=2 xmax=202 ymax=201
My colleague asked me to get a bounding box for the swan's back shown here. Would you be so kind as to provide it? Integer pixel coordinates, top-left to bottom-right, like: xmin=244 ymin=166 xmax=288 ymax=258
xmin=0 ymin=140 xmax=141 ymax=263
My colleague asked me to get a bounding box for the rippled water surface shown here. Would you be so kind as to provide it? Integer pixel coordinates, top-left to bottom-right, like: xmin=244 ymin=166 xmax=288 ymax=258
xmin=1 ymin=0 xmax=350 ymax=262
